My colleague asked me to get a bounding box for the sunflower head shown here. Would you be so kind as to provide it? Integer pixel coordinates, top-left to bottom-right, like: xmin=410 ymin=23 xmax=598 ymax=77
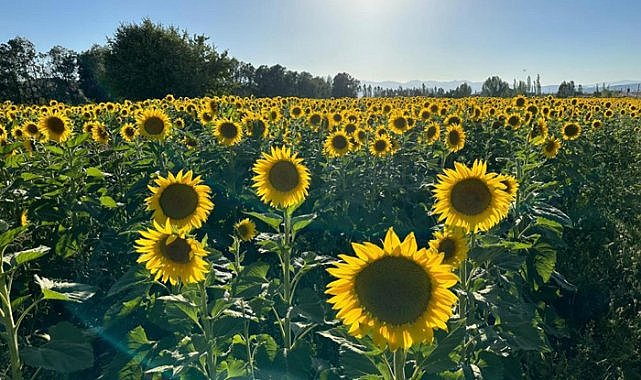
xmin=234 ymin=218 xmax=257 ymax=241
xmin=38 ymin=112 xmax=72 ymax=143
xmin=135 ymin=220 xmax=209 ymax=285
xmin=146 ymin=170 xmax=214 ymax=232
xmin=497 ymin=174 xmax=519 ymax=200
xmin=91 ymin=123 xmax=109 ymax=144
xmin=428 ymin=227 xmax=469 ymax=267
xmin=120 ymin=123 xmax=137 ymax=142
xmin=369 ymin=135 xmax=392 ymax=157
xmin=326 ymin=227 xmax=459 ymax=351
xmin=324 ymin=130 xmax=351 ymax=158
xmin=137 ymin=108 xmax=172 ymax=140
xmin=424 ymin=122 xmax=441 ymax=145
xmin=213 ymin=119 xmax=243 ymax=146
xmin=562 ymin=122 xmax=581 ymax=140
xmin=252 ymin=146 xmax=311 ymax=209
xmin=433 ymin=160 xmax=512 ymax=233
xmin=542 ymin=137 xmax=561 ymax=158
xmin=445 ymin=124 xmax=466 ymax=153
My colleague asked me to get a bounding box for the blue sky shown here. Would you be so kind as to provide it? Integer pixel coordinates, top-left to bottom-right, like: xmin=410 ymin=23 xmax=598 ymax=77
xmin=1 ymin=0 xmax=639 ymax=85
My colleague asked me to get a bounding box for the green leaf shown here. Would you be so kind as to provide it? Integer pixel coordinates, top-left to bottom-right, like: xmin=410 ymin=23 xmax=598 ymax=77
xmin=533 ymin=243 xmax=557 ymax=283
xmin=21 ymin=322 xmax=94 ymax=373
xmin=424 ymin=321 xmax=465 ymax=374
xmin=99 ymin=195 xmax=118 ymax=208
xmin=44 ymin=145 xmax=64 ymax=155
xmin=0 ymin=226 xmax=26 ymax=250
xmin=85 ymin=167 xmax=105 ymax=179
xmin=106 ymin=266 xmax=151 ymax=297
xmin=291 ymin=213 xmax=317 ymax=233
xmin=35 ymin=275 xmax=97 ymax=302
xmin=20 ymin=172 xmax=40 ymax=181
xmin=243 ymin=211 xmax=282 ymax=231
xmin=219 ymin=358 xmax=247 ymax=379
xmin=232 ymin=261 xmax=270 ymax=298
xmin=4 ymin=245 xmax=50 ymax=267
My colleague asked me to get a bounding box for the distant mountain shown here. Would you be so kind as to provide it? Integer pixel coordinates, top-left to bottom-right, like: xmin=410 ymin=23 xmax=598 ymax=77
xmin=362 ymin=79 xmax=641 ymax=95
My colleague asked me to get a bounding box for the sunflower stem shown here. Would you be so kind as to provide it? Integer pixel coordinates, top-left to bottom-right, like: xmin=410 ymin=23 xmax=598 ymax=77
xmin=198 ymin=282 xmax=216 ymax=378
xmin=282 ymin=208 xmax=293 ymax=352
xmin=0 ymin=266 xmax=22 ymax=380
xmin=393 ymin=349 xmax=406 ymax=380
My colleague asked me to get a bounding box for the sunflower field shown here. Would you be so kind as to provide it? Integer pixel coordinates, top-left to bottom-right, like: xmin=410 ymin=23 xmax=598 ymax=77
xmin=0 ymin=95 xmax=640 ymax=379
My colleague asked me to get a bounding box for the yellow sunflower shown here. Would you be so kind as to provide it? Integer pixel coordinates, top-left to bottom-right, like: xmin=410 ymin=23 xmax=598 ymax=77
xmin=244 ymin=114 xmax=269 ymax=139
xmin=252 ymin=146 xmax=311 ymax=209
xmin=424 ymin=122 xmax=441 ymax=145
xmin=38 ymin=112 xmax=72 ymax=143
xmin=561 ymin=122 xmax=581 ymax=140
xmin=91 ymin=123 xmax=109 ymax=144
xmin=542 ymin=137 xmax=561 ymax=158
xmin=388 ymin=111 xmax=410 ymax=134
xmin=135 ymin=220 xmax=209 ymax=285
xmin=428 ymin=227 xmax=469 ymax=267
xmin=324 ymin=130 xmax=351 ymax=158
xmin=22 ymin=121 xmax=41 ymax=139
xmin=433 ymin=160 xmax=512 ymax=233
xmin=234 ymin=218 xmax=257 ymax=242
xmin=326 ymin=227 xmax=458 ymax=351
xmin=369 ymin=135 xmax=392 ymax=157
xmin=120 ymin=123 xmax=137 ymax=142
xmin=213 ymin=119 xmax=243 ymax=146
xmin=146 ymin=170 xmax=214 ymax=232
xmin=137 ymin=108 xmax=172 ymax=140
xmin=444 ymin=124 xmax=465 ymax=153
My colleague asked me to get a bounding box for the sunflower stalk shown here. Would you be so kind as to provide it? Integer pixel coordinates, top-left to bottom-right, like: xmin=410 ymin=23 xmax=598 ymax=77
xmin=393 ymin=349 xmax=407 ymax=380
xmin=198 ymin=282 xmax=217 ymax=378
xmin=0 ymin=263 xmax=22 ymax=380
xmin=282 ymin=208 xmax=293 ymax=352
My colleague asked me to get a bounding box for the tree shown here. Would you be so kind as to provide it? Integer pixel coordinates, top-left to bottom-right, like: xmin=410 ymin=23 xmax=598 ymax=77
xmin=0 ymin=37 xmax=37 ymax=102
xmin=104 ymin=19 xmax=234 ymax=100
xmin=77 ymin=45 xmax=111 ymax=102
xmin=481 ymin=76 xmax=512 ymax=97
xmin=331 ymin=72 xmax=359 ymax=98
xmin=535 ymin=74 xmax=542 ymax=96
xmin=557 ymin=80 xmax=576 ymax=98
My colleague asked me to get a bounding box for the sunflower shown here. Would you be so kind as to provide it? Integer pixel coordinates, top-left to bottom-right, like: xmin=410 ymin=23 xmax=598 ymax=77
xmin=308 ymin=112 xmax=323 ymax=129
xmin=252 ymin=146 xmax=311 ymax=209
xmin=244 ymin=114 xmax=269 ymax=138
xmin=137 ymin=108 xmax=172 ymax=140
xmin=505 ymin=114 xmax=521 ymax=129
xmin=496 ymin=174 xmax=519 ymax=201
xmin=562 ymin=122 xmax=581 ymax=140
xmin=424 ymin=122 xmax=441 ymax=145
xmin=120 ymin=123 xmax=137 ymax=142
xmin=22 ymin=121 xmax=41 ymax=139
xmin=444 ymin=124 xmax=465 ymax=153
xmin=369 ymin=135 xmax=392 ymax=157
xmin=542 ymin=137 xmax=561 ymax=158
xmin=135 ymin=220 xmax=209 ymax=285
xmin=324 ymin=130 xmax=351 ymax=157
xmin=428 ymin=227 xmax=469 ymax=267
xmin=433 ymin=160 xmax=512 ymax=233
xmin=326 ymin=227 xmax=458 ymax=351
xmin=38 ymin=112 xmax=72 ymax=143
xmin=388 ymin=111 xmax=409 ymax=134
xmin=529 ymin=119 xmax=548 ymax=143
xmin=146 ymin=170 xmax=214 ymax=232
xmin=234 ymin=218 xmax=257 ymax=242
xmin=20 ymin=210 xmax=29 ymax=227
xmin=213 ymin=119 xmax=243 ymax=146
xmin=91 ymin=123 xmax=109 ymax=144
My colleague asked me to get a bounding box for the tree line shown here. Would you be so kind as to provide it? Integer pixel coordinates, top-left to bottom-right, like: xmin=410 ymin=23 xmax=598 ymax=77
xmin=0 ymin=19 xmax=360 ymax=104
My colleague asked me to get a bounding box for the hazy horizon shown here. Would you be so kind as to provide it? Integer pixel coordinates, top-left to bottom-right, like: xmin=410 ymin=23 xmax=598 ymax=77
xmin=2 ymin=0 xmax=640 ymax=85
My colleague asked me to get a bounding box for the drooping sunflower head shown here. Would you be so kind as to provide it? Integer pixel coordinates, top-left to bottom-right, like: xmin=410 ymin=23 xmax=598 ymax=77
xmin=38 ymin=112 xmax=72 ymax=143
xmin=542 ymin=137 xmax=561 ymax=158
xmin=120 ymin=123 xmax=137 ymax=142
xmin=135 ymin=220 xmax=209 ymax=285
xmin=562 ymin=122 xmax=581 ymax=140
xmin=529 ymin=119 xmax=548 ymax=143
xmin=234 ymin=218 xmax=257 ymax=242
xmin=424 ymin=122 xmax=441 ymax=145
xmin=427 ymin=227 xmax=469 ymax=267
xmin=326 ymin=227 xmax=459 ymax=351
xmin=445 ymin=124 xmax=466 ymax=153
xmin=213 ymin=119 xmax=243 ymax=146
xmin=146 ymin=170 xmax=214 ymax=232
xmin=252 ymin=146 xmax=311 ymax=209
xmin=369 ymin=135 xmax=392 ymax=157
xmin=137 ymin=108 xmax=172 ymax=140
xmin=91 ymin=123 xmax=109 ymax=144
xmin=433 ymin=160 xmax=512 ymax=233
xmin=324 ymin=130 xmax=351 ymax=158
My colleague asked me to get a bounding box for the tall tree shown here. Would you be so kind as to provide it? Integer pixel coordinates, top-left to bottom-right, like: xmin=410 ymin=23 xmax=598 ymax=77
xmin=481 ymin=76 xmax=512 ymax=97
xmin=331 ymin=72 xmax=359 ymax=98
xmin=77 ymin=45 xmax=111 ymax=102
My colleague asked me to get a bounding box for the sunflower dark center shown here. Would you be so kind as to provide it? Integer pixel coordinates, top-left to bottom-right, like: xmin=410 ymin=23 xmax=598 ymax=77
xmin=545 ymin=142 xmax=556 ymax=152
xmin=448 ymin=131 xmax=460 ymax=146
xmin=438 ymin=238 xmax=456 ymax=261
xmin=374 ymin=140 xmax=387 ymax=152
xmin=345 ymin=124 xmax=356 ymax=134
xmin=565 ymin=124 xmax=578 ymax=136
xmin=269 ymin=160 xmax=300 ymax=192
xmin=160 ymin=236 xmax=192 ymax=264
xmin=46 ymin=117 xmax=65 ymax=135
xmin=159 ymin=183 xmax=199 ymax=220
xmin=219 ymin=122 xmax=238 ymax=139
xmin=26 ymin=124 xmax=39 ymax=134
xmin=251 ymin=120 xmax=266 ymax=136
xmin=144 ymin=116 xmax=165 ymax=135
xmin=332 ymin=135 xmax=348 ymax=150
xmin=310 ymin=114 xmax=321 ymax=125
xmin=125 ymin=127 xmax=135 ymax=137
xmin=450 ymin=178 xmax=492 ymax=216
xmin=237 ymin=224 xmax=249 ymax=237
xmin=393 ymin=117 xmax=407 ymax=130
xmin=355 ymin=256 xmax=432 ymax=325
xmin=426 ymin=126 xmax=437 ymax=139
xmin=508 ymin=116 xmax=520 ymax=126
